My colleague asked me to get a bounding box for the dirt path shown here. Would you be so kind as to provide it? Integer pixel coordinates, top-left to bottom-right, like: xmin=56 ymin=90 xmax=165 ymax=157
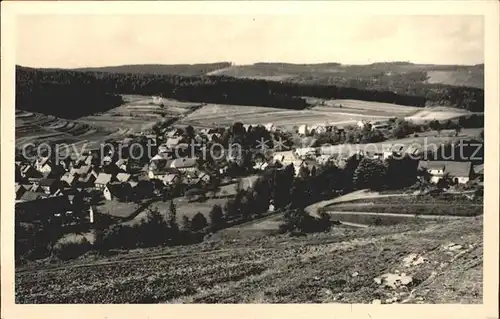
xmin=305 ymin=190 xmax=478 ymax=227
xmin=327 ymin=210 xmax=475 ymax=220
xmin=305 ymin=189 xmax=409 ymax=217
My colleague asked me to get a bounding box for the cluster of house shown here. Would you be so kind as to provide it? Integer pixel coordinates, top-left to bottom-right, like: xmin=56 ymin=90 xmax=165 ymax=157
xmin=296 ymin=120 xmax=392 ymax=137
xmin=15 ymin=119 xmax=483 ymax=225
xmin=298 ymin=123 xmax=345 ymax=136
xmin=268 ymin=144 xmax=483 ymax=185
xmin=357 ymin=120 xmax=391 ymax=131
xmin=15 ymin=151 xmax=141 ymax=220
xmin=417 ymin=161 xmax=483 ymax=185
xmin=148 ymin=156 xmax=211 ymax=187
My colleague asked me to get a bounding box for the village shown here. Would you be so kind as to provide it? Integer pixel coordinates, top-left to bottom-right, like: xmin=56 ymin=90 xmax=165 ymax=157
xmin=15 ymin=114 xmax=484 ymax=234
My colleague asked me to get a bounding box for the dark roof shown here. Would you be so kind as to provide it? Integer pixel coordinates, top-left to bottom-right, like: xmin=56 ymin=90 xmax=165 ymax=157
xmin=19 ymin=191 xmax=47 ymax=202
xmin=21 ymin=165 xmax=36 ymax=173
xmin=78 ymin=173 xmax=96 ymax=183
xmin=106 ymin=183 xmax=130 ymax=197
xmin=37 ymin=157 xmax=50 ymax=167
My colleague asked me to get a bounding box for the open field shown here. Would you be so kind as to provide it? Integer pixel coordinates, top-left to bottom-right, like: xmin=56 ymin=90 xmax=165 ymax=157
xmin=323 ymin=194 xmax=483 ymax=217
xmin=15 ymin=95 xmax=202 ymax=157
xmin=124 ymin=197 xmax=230 ymax=226
xmin=15 ymin=217 xmax=482 ymax=303
xmin=317 ymin=192 xmax=483 ymax=226
xmin=178 ymin=98 xmax=480 ymax=131
xmin=178 ymin=99 xmax=420 ymax=130
xmin=96 ymin=200 xmax=142 ymax=219
xmin=310 ymin=99 xmax=421 ymax=115
xmin=426 ymin=70 xmax=484 ymax=88
xmin=15 ymin=111 xmax=118 ymax=151
xmin=210 ymin=213 xmax=284 ymax=241
xmin=204 ymin=63 xmax=484 ymax=89
xmin=78 ymin=95 xmax=201 ymax=132
xmin=123 ymin=177 xmax=260 ymax=226
xmin=404 ymin=106 xmax=475 ymax=123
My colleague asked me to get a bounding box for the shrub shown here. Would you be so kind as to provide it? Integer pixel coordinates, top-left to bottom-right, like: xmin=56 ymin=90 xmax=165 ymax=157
xmin=209 ymin=204 xmax=225 ymax=230
xmin=101 ymin=224 xmax=138 ymax=249
xmin=191 ymin=212 xmax=208 ymax=232
xmin=280 ymin=209 xmax=332 ymax=234
xmin=52 ymin=234 xmax=92 ymax=260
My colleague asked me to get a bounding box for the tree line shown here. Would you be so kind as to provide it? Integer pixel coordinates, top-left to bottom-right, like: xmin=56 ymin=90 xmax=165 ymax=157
xmin=16 ymin=66 xmax=484 ymax=119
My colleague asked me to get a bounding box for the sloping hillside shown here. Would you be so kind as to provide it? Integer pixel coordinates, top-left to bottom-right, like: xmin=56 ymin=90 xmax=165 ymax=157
xmin=16 ymin=218 xmax=482 ymax=303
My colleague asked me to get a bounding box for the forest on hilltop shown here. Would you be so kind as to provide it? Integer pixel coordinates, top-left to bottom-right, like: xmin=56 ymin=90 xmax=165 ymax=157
xmin=16 ymin=65 xmax=484 ymax=119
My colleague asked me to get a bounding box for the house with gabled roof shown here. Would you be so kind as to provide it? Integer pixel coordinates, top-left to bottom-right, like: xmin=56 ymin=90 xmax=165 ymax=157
xmin=148 ymin=158 xmax=176 ymax=180
xmin=20 ymin=164 xmax=40 ymax=179
xmin=36 ymin=178 xmax=61 ymax=195
xmin=70 ymin=164 xmax=92 ymax=176
xmin=115 ymin=159 xmax=130 ymax=172
xmin=103 ymin=183 xmax=131 ymax=201
xmin=166 ymin=137 xmax=182 ymax=148
xmin=158 ymin=144 xmax=169 ymax=154
xmin=272 ymin=150 xmax=306 ymax=176
xmin=265 ymin=123 xmax=276 ymax=132
xmin=169 ymin=158 xmax=197 ymax=172
xmin=273 ymin=151 xmax=297 ymax=165
xmin=473 ymin=164 xmax=484 ymax=182
xmin=148 ymin=169 xmax=171 ymax=181
xmin=18 ymin=191 xmax=48 ymax=202
xmin=60 ymin=172 xmax=77 ymax=188
xmin=77 ymin=172 xmax=97 ymax=188
xmin=166 ymin=128 xmax=183 ymax=138
xmin=253 ymin=161 xmax=269 ymax=171
xmin=15 ymin=184 xmax=30 ymax=200
xmin=162 ymin=173 xmax=180 ymax=186
xmin=94 ymin=173 xmax=113 ymax=189
xmin=417 ymin=160 xmax=472 ymax=184
xmin=116 ymin=172 xmax=131 ymax=183
xmin=34 ymin=157 xmax=53 ymax=174
xmin=196 ymin=171 xmax=211 ymax=185
xmin=75 ymin=154 xmax=94 ymax=167
xmin=294 ymin=147 xmax=317 ymax=159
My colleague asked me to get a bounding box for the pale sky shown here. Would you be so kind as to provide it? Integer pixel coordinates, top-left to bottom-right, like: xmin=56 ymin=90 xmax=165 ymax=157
xmin=16 ymin=15 xmax=484 ymax=67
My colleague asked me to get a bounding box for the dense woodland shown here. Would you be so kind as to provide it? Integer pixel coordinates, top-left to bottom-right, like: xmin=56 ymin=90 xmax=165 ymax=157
xmin=73 ymin=62 xmax=233 ymax=76
xmin=16 ymin=65 xmax=484 ymax=119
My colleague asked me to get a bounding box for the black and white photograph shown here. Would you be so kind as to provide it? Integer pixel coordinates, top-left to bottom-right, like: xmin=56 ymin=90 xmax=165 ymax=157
xmin=1 ymin=1 xmax=498 ymax=314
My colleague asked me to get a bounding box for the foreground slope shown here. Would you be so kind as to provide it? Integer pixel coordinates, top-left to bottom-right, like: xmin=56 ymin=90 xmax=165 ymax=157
xmin=16 ymin=218 xmax=482 ymax=304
